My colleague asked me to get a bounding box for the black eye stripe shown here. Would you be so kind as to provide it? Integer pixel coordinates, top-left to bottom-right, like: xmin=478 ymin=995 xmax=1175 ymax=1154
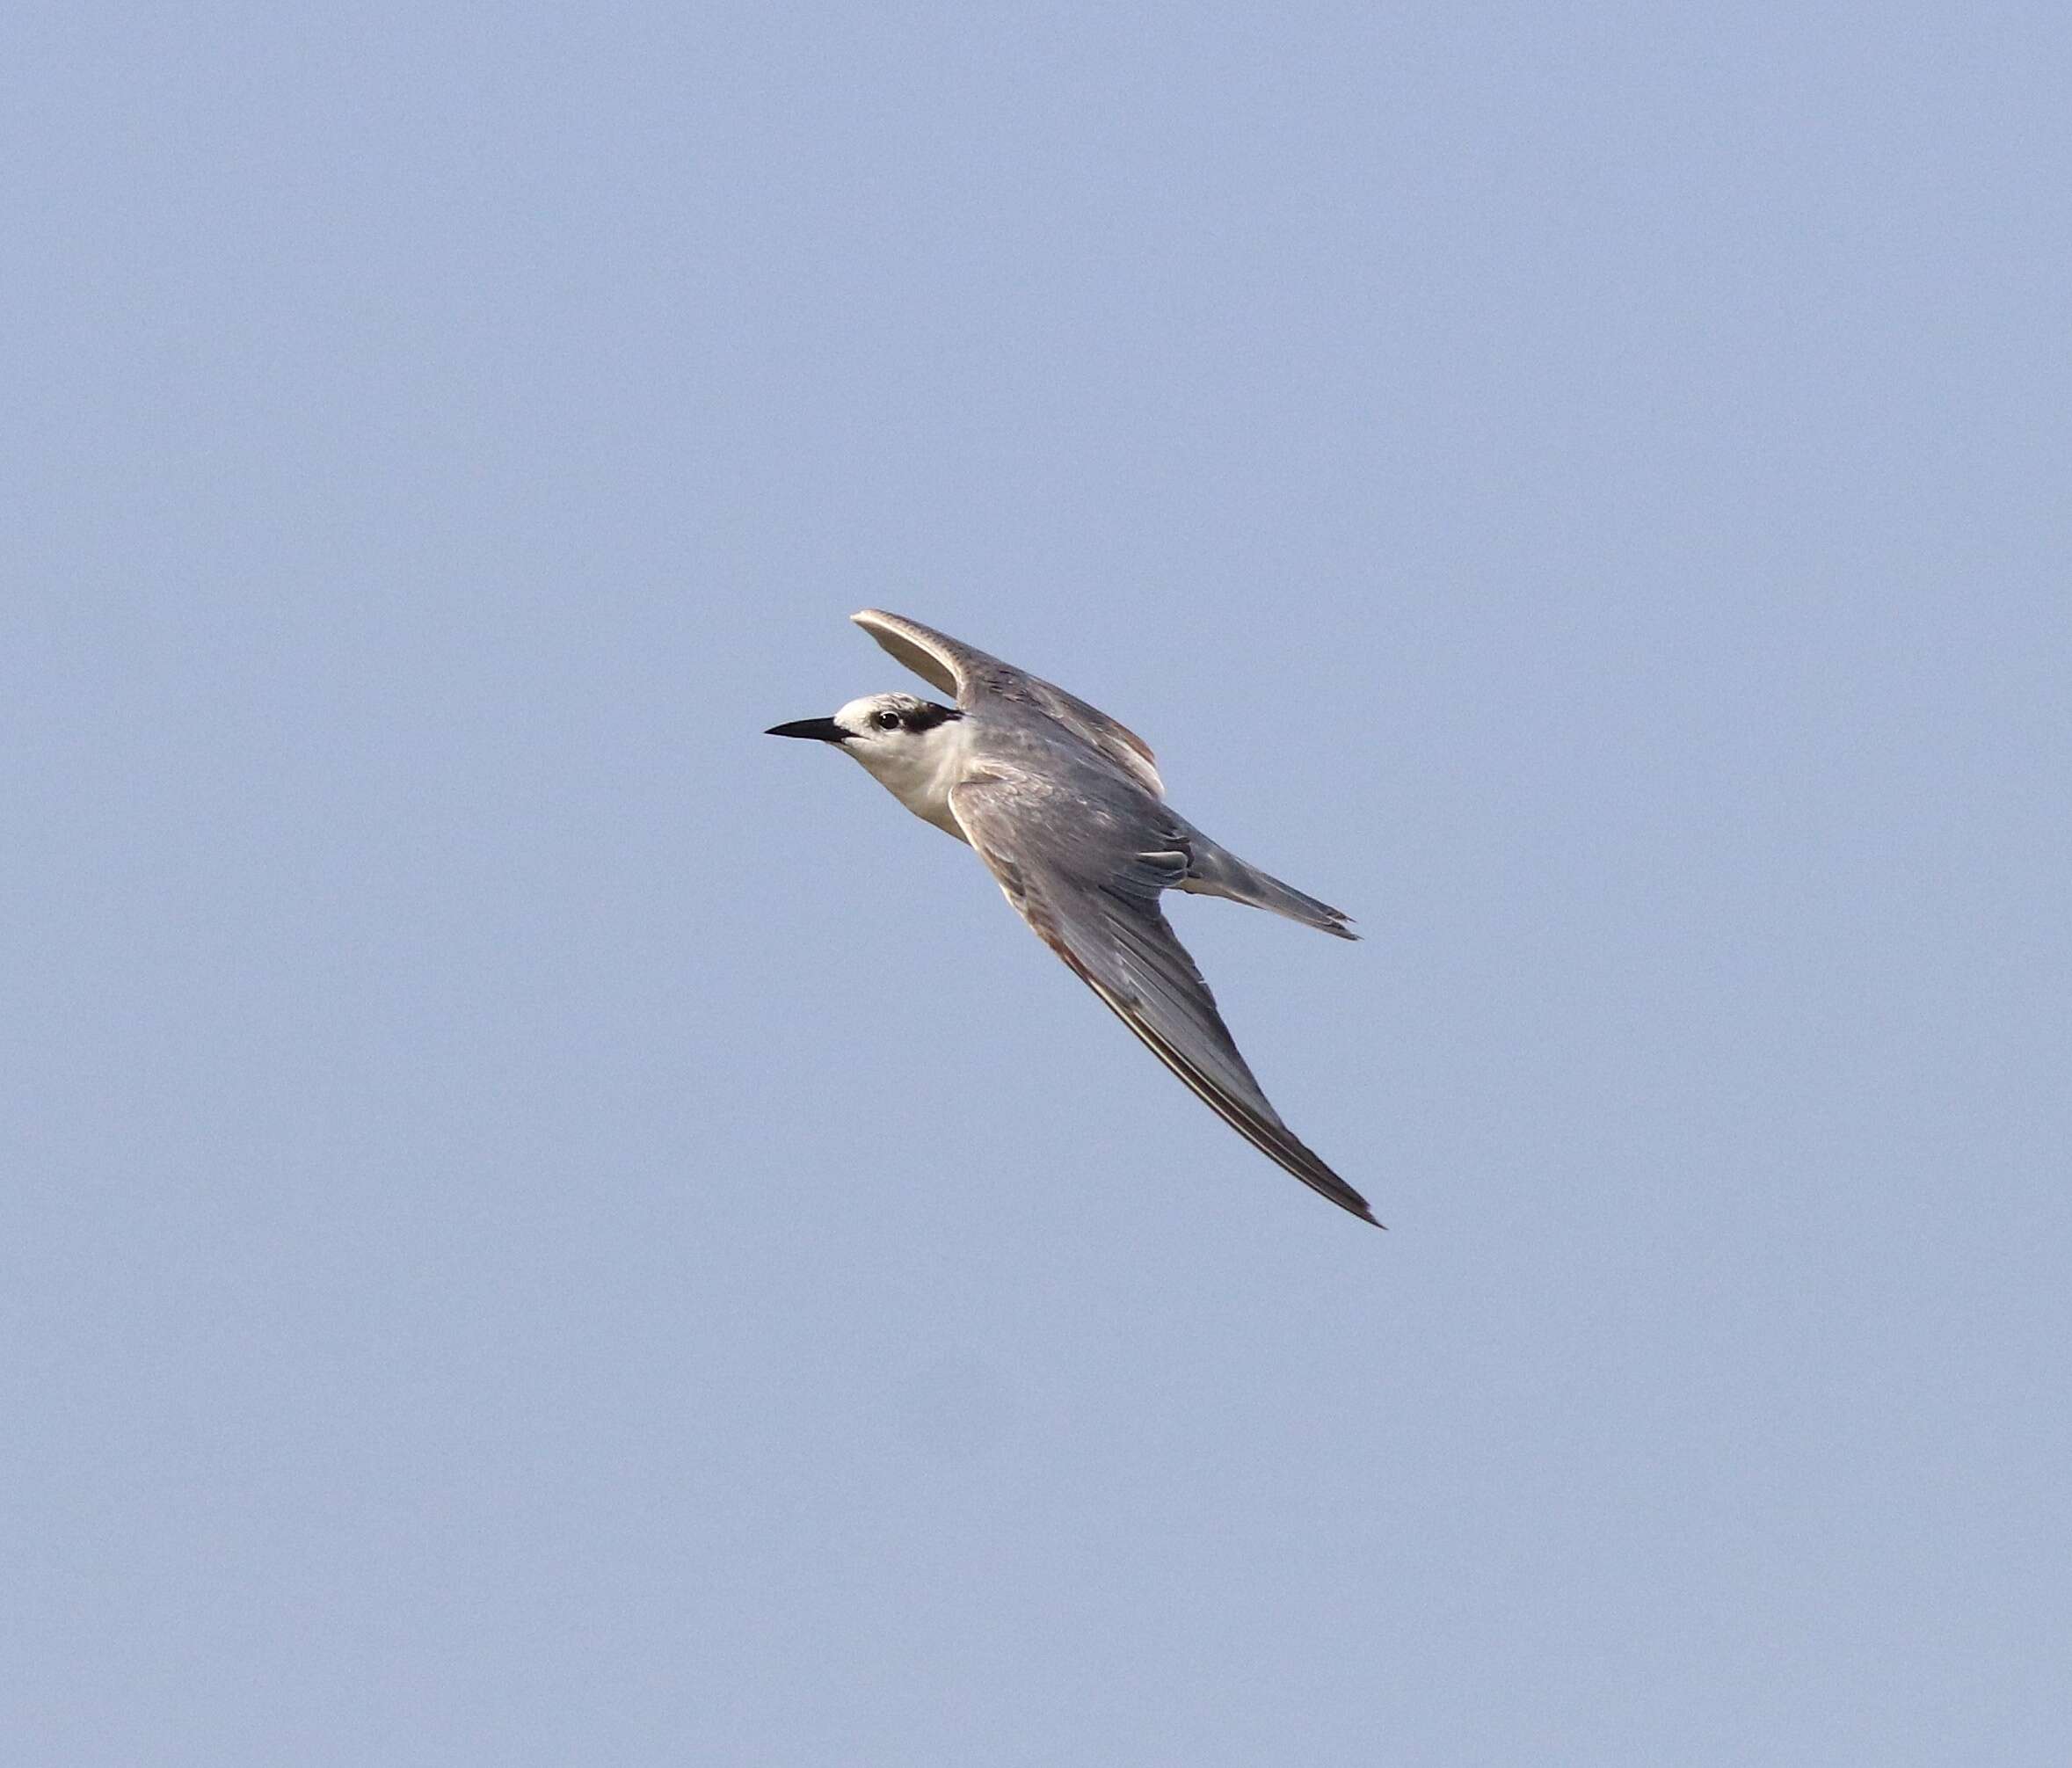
xmin=868 ymin=701 xmax=958 ymax=733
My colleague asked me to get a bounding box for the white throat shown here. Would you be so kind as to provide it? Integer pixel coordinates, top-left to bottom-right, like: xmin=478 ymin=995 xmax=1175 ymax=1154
xmin=849 ymin=720 xmax=972 ymax=841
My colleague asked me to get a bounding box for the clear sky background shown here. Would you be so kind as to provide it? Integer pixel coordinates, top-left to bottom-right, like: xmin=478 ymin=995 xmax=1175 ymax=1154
xmin=4 ymin=4 xmax=2068 ymax=1764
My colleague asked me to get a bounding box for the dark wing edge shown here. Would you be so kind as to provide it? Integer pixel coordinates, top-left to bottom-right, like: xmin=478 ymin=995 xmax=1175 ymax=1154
xmin=1066 ymin=936 xmax=1384 ymax=1228
xmin=953 ymin=781 xmax=1381 ymax=1228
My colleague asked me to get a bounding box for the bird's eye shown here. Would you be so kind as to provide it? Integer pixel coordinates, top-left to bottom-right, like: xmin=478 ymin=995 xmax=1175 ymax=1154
xmin=873 ymin=709 xmax=903 ymax=731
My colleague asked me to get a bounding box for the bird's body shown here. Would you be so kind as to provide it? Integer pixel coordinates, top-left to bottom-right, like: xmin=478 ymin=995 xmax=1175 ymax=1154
xmin=769 ymin=611 xmax=1378 ymax=1226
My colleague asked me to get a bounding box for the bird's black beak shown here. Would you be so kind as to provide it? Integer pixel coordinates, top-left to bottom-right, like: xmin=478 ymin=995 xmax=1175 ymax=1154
xmin=766 ymin=717 xmax=849 ymax=744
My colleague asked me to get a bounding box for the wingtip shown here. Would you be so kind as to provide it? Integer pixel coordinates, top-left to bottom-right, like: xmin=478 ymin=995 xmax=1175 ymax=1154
xmin=1341 ymin=1192 xmax=1385 ymax=1228
xmin=1322 ymin=1178 xmax=1384 ymax=1228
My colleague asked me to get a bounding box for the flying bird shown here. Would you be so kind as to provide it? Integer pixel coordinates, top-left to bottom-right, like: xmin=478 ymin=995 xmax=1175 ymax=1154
xmin=768 ymin=610 xmax=1378 ymax=1226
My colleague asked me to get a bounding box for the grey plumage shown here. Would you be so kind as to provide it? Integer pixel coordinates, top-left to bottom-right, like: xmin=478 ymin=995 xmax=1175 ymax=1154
xmin=770 ymin=610 xmax=1378 ymax=1227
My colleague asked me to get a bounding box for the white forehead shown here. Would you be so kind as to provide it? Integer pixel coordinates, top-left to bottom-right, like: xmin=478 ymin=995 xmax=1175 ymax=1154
xmin=833 ymin=692 xmax=920 ymax=731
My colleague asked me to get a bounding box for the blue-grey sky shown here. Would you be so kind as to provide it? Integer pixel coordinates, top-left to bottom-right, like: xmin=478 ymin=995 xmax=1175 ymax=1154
xmin=5 ymin=3 xmax=2068 ymax=1763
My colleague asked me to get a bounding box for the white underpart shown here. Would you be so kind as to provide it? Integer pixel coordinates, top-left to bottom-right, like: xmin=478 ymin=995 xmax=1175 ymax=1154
xmin=832 ymin=695 xmax=974 ymax=842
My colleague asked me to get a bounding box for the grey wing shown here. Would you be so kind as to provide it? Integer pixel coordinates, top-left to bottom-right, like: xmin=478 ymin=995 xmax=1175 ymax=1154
xmin=853 ymin=608 xmax=1166 ymax=797
xmin=949 ymin=773 xmax=1378 ymax=1226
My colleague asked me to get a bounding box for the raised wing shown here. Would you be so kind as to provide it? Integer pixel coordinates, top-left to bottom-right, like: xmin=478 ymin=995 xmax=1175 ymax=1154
xmin=949 ymin=770 xmax=1378 ymax=1226
xmin=853 ymin=608 xmax=1166 ymax=797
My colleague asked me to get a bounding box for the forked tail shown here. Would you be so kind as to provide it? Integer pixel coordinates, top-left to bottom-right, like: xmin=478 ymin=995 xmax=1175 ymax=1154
xmin=1175 ymin=828 xmax=1358 ymax=940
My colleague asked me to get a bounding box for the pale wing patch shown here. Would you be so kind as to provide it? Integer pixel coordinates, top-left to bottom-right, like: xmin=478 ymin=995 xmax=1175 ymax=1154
xmin=851 ymin=609 xmax=964 ymax=699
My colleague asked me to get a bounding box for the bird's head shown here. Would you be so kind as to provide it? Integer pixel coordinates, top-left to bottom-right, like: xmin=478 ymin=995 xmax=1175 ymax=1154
xmin=767 ymin=693 xmax=964 ymax=794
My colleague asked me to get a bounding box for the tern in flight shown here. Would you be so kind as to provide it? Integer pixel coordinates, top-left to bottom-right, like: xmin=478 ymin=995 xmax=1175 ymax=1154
xmin=768 ymin=610 xmax=1377 ymax=1226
